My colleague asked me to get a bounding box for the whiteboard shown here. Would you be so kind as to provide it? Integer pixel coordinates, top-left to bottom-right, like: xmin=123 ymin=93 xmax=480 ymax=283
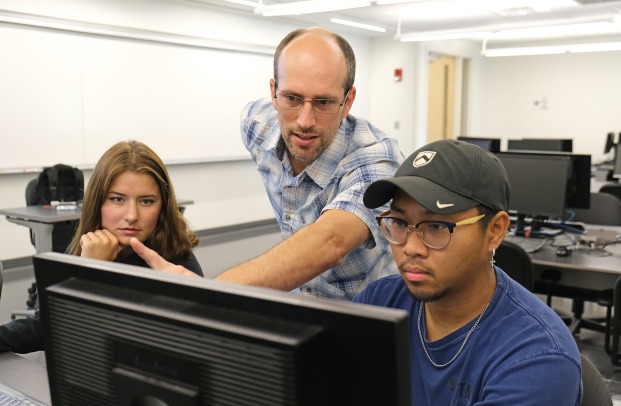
xmin=0 ymin=22 xmax=274 ymax=171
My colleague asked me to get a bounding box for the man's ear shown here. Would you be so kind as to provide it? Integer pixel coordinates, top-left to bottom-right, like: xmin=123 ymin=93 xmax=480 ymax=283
xmin=488 ymin=211 xmax=510 ymax=251
xmin=270 ymin=79 xmax=278 ymax=110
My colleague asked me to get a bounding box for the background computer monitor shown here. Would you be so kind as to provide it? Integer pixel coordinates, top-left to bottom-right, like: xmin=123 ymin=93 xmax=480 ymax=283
xmin=34 ymin=253 xmax=411 ymax=406
xmin=456 ymin=136 xmax=501 ymax=153
xmin=614 ymin=144 xmax=621 ymax=179
xmin=507 ymin=138 xmax=573 ymax=153
xmin=496 ymin=152 xmax=572 ymax=220
xmin=496 ymin=151 xmax=591 ymax=232
xmin=605 ymin=132 xmax=616 ymax=154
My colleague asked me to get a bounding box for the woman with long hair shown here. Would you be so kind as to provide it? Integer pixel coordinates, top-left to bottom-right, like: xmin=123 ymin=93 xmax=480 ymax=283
xmin=0 ymin=140 xmax=202 ymax=353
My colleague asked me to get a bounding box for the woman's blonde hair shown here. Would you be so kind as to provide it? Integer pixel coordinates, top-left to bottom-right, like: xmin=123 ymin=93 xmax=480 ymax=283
xmin=67 ymin=140 xmax=198 ymax=259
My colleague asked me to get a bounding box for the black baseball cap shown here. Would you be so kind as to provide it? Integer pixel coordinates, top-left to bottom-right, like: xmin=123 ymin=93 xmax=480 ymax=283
xmin=364 ymin=139 xmax=510 ymax=214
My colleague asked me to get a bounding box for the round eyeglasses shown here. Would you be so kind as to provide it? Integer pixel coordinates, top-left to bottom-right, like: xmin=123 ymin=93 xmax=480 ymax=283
xmin=376 ymin=211 xmax=486 ymax=250
xmin=274 ymin=91 xmax=349 ymax=114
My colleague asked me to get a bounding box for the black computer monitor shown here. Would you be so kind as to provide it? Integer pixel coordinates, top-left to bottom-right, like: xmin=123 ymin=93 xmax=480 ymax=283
xmin=34 ymin=253 xmax=411 ymax=406
xmin=496 ymin=152 xmax=571 ymax=220
xmin=507 ymin=138 xmax=573 ymax=153
xmin=614 ymin=144 xmax=621 ymax=179
xmin=605 ymin=132 xmax=616 ymax=154
xmin=496 ymin=151 xmax=591 ymax=234
xmin=456 ymin=136 xmax=501 ymax=153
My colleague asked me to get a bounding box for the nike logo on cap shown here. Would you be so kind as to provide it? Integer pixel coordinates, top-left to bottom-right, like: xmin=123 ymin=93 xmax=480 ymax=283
xmin=436 ymin=201 xmax=454 ymax=209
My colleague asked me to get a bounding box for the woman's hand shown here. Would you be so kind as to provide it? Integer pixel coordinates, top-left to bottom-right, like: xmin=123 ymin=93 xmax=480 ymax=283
xmin=80 ymin=229 xmax=122 ymax=261
xmin=130 ymin=237 xmax=199 ymax=277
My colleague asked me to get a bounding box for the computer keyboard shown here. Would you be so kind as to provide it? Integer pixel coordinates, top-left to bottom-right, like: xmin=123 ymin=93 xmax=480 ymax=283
xmin=0 ymin=381 xmax=47 ymax=405
xmin=503 ymin=234 xmax=547 ymax=253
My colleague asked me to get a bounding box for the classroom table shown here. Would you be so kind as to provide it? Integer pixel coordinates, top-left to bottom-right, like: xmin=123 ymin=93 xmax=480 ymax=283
xmin=529 ymin=225 xmax=621 ymax=292
xmin=0 ymin=206 xmax=77 ymax=254
xmin=0 ymin=199 xmax=194 ymax=254
xmin=523 ymin=224 xmax=621 ymax=342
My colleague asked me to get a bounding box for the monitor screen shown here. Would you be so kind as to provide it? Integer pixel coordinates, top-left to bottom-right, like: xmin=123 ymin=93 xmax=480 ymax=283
xmin=605 ymin=132 xmax=616 ymax=154
xmin=456 ymin=136 xmax=501 ymax=153
xmin=34 ymin=253 xmax=411 ymax=406
xmin=496 ymin=152 xmax=572 ymax=220
xmin=507 ymin=138 xmax=573 ymax=152
xmin=614 ymin=144 xmax=621 ymax=179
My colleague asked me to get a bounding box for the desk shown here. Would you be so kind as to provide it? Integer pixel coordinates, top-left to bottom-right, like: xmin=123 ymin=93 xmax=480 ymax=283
xmin=0 ymin=206 xmax=79 ymax=254
xmin=0 ymin=199 xmax=194 ymax=254
xmin=530 ymin=226 xmax=621 ymax=292
xmin=0 ymin=352 xmax=50 ymax=405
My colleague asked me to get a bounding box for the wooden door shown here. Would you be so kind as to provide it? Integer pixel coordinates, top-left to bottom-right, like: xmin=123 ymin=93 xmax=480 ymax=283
xmin=427 ymin=55 xmax=456 ymax=143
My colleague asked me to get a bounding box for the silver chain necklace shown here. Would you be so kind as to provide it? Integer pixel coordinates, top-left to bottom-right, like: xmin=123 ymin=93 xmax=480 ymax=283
xmin=417 ymin=301 xmax=490 ymax=368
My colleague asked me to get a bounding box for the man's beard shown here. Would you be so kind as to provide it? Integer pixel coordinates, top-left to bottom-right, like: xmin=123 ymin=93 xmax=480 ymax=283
xmin=283 ymin=127 xmax=329 ymax=163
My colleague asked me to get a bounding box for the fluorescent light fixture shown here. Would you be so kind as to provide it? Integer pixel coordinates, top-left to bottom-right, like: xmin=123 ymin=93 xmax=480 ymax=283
xmin=399 ymin=16 xmax=621 ymax=43
xmin=376 ymin=0 xmax=423 ymax=4
xmin=399 ymin=30 xmax=491 ymax=42
xmin=330 ymin=18 xmax=386 ymax=32
xmin=564 ymin=42 xmax=621 ymax=53
xmin=490 ymin=20 xmax=621 ymax=40
xmin=485 ymin=46 xmax=565 ymax=57
xmin=223 ymin=0 xmax=261 ymax=7
xmin=254 ymin=0 xmax=371 ymax=16
xmin=485 ymin=42 xmax=621 ymax=57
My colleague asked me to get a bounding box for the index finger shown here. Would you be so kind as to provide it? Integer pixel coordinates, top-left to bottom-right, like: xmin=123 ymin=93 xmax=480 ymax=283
xmin=129 ymin=237 xmax=198 ymax=277
xmin=129 ymin=237 xmax=173 ymax=270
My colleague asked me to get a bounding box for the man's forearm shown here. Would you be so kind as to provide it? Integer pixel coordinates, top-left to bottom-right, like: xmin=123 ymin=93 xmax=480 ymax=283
xmin=216 ymin=210 xmax=369 ymax=291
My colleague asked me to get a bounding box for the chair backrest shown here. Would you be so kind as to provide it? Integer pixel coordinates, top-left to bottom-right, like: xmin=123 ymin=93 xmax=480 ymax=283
xmin=579 ymin=353 xmax=612 ymax=406
xmin=571 ymin=192 xmax=621 ymax=226
xmin=600 ymin=183 xmax=621 ymax=201
xmin=611 ymin=276 xmax=621 ymax=366
xmin=25 ymin=167 xmax=83 ymax=253
xmin=26 ymin=164 xmax=84 ymax=206
xmin=494 ymin=240 xmax=533 ymax=291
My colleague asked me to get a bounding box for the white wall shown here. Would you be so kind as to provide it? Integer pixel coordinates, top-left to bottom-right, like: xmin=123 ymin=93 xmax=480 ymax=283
xmin=368 ymin=37 xmax=487 ymax=155
xmin=367 ymin=35 xmax=621 ymax=164
xmin=474 ymin=52 xmax=621 ymax=164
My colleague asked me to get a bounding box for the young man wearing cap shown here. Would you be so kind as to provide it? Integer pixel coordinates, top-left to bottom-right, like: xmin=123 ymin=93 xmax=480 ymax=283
xmin=355 ymin=139 xmax=582 ymax=405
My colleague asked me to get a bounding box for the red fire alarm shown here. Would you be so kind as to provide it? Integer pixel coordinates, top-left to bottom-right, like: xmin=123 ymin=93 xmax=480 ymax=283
xmin=393 ymin=68 xmax=402 ymax=82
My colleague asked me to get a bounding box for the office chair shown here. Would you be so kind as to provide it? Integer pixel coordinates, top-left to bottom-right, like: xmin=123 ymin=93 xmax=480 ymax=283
xmin=609 ymin=276 xmax=621 ymax=366
xmin=19 ymin=167 xmax=83 ymax=318
xmin=580 ymin=353 xmax=613 ymax=406
xmin=494 ymin=240 xmax=533 ymax=291
xmin=599 ymin=183 xmax=621 ymax=203
xmin=572 ymin=192 xmax=621 ymax=226
xmin=27 ymin=177 xmax=79 ymax=252
xmin=555 ymin=193 xmax=621 ymax=343
xmin=25 ymin=178 xmax=80 ymax=253
xmin=10 ymin=282 xmax=37 ymax=320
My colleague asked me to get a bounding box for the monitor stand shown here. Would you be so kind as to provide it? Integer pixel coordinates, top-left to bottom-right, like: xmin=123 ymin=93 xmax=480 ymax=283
xmin=513 ymin=213 xmax=528 ymax=237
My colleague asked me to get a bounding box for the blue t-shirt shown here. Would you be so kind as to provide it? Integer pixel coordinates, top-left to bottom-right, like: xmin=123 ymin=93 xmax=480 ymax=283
xmin=241 ymin=98 xmax=403 ymax=300
xmin=354 ymin=268 xmax=582 ymax=405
